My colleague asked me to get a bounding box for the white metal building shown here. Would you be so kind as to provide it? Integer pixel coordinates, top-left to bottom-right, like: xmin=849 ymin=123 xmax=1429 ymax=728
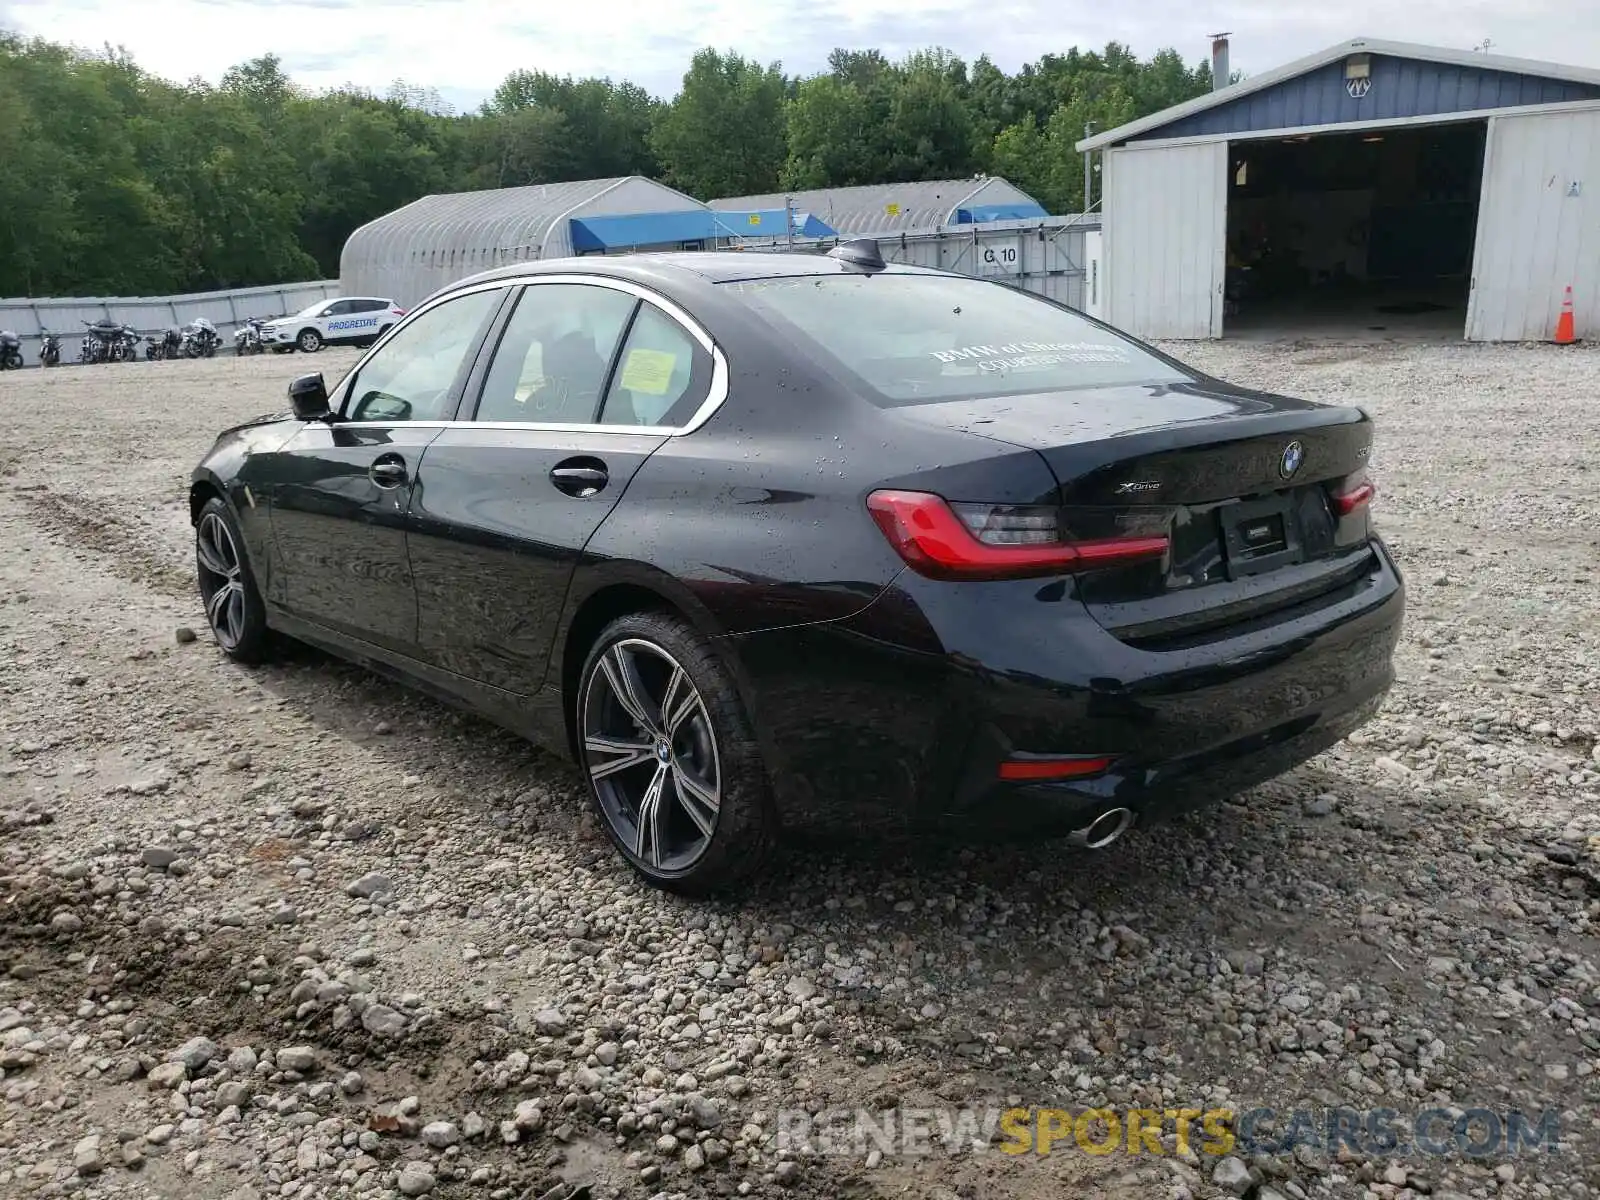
xmin=709 ymin=177 xmax=1047 ymax=237
xmin=1078 ymin=38 xmax=1600 ymax=341
xmin=340 ymin=176 xmax=722 ymax=307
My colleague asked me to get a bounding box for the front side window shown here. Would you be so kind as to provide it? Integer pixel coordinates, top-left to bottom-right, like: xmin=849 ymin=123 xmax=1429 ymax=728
xmin=475 ymin=284 xmax=636 ymax=424
xmin=342 ymin=288 xmax=502 ymax=422
xmin=722 ymin=273 xmax=1189 ymax=407
xmin=599 ymin=303 xmax=713 ymax=427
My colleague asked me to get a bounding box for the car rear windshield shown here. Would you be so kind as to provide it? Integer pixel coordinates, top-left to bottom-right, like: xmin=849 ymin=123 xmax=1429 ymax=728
xmin=722 ymin=273 xmax=1190 ymax=407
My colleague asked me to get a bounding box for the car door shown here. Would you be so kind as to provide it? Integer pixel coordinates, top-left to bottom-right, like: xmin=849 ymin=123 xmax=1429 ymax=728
xmin=264 ymin=284 xmax=509 ymax=655
xmin=406 ymin=278 xmax=719 ymax=695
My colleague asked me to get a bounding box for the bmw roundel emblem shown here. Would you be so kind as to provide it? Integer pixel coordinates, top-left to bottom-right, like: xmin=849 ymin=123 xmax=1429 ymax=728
xmin=1280 ymin=440 xmax=1305 ymax=479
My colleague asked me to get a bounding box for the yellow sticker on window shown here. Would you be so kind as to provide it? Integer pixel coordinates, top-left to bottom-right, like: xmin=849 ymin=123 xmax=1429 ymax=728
xmin=619 ymin=348 xmax=676 ymax=395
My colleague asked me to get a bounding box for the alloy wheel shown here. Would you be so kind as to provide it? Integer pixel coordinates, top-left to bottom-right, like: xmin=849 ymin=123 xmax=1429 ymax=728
xmin=196 ymin=512 xmax=247 ymax=651
xmin=581 ymin=638 xmax=722 ymax=874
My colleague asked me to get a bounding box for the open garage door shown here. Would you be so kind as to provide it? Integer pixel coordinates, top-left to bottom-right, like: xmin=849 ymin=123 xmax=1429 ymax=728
xmin=1104 ymin=141 xmax=1227 ymax=339
xmin=1467 ymin=107 xmax=1600 ymax=341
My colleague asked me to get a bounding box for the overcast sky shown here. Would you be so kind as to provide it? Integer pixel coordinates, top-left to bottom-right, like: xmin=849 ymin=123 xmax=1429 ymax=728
xmin=9 ymin=0 xmax=1599 ymax=112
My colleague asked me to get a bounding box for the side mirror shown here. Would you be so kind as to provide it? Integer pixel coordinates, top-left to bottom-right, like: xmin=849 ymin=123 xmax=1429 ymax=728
xmin=288 ymin=373 xmax=331 ymax=421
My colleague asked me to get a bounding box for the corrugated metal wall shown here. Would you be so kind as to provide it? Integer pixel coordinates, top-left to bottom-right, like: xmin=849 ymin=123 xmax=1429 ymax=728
xmin=1133 ymin=55 xmax=1600 ymax=141
xmin=740 ymin=217 xmax=1097 ymax=309
xmin=1104 ymin=143 xmax=1227 ymax=339
xmin=0 ymin=280 xmax=340 ymax=363
xmin=1467 ymin=106 xmax=1600 ymax=341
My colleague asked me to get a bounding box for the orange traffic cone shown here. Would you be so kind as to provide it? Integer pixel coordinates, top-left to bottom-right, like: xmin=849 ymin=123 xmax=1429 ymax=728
xmin=1554 ymin=285 xmax=1577 ymax=345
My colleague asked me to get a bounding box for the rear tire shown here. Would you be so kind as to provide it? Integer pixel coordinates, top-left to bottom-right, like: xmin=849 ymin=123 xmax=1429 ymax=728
xmin=195 ymin=496 xmax=271 ymax=665
xmin=577 ymin=612 xmax=777 ymax=896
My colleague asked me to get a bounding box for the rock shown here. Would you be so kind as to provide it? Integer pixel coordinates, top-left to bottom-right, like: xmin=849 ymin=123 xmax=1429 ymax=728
xmin=534 ymin=1008 xmax=567 ymax=1035
xmin=227 ymin=1046 xmax=258 ymax=1073
xmin=146 ymin=1124 xmax=174 ymax=1146
xmin=142 ymin=846 xmax=181 ymax=869
xmin=421 ymin=1121 xmax=460 ymax=1148
xmin=270 ymin=904 xmax=299 ymax=925
xmin=684 ymin=1144 xmax=707 ymax=1172
xmin=1224 ymin=948 xmax=1265 ymax=976
xmin=340 ymin=1070 xmax=365 ymax=1095
xmin=346 ymin=873 xmax=394 ymax=899
xmin=215 ymin=1081 xmax=251 ymax=1109
xmin=574 ymin=1065 xmax=603 ymax=1091
xmin=594 ymin=1041 xmax=619 ymax=1067
xmin=1213 ymin=1156 xmax=1253 ymax=1196
xmin=513 ymin=1100 xmax=544 ymax=1132
xmin=1545 ymin=1063 xmax=1570 ymax=1082
xmin=461 ymin=1112 xmax=487 ymax=1140
xmin=148 ymin=1061 xmax=187 ymax=1090
xmin=774 ymin=1160 xmax=802 ymax=1186
xmin=361 ymin=1004 xmax=407 ymax=1037
xmin=50 ymin=911 xmax=84 ymax=933
xmin=397 ymin=1164 xmax=437 ymax=1196
xmin=226 ymin=751 xmax=251 ymax=770
xmin=689 ymin=1094 xmax=722 ymax=1130
xmin=1280 ymin=992 xmax=1312 ymax=1014
xmin=175 ymin=627 xmax=197 ymax=643
xmin=1304 ymin=796 xmax=1337 ymax=817
xmin=74 ymin=1134 xmax=106 ymax=1175
xmin=275 ymin=1046 xmax=317 ymax=1072
xmin=172 ymin=1037 xmax=218 ymax=1071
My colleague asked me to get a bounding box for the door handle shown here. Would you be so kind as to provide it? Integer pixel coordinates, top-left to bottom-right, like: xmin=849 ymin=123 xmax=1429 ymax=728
xmin=369 ymin=455 xmax=408 ymax=488
xmin=550 ymin=461 xmax=608 ymax=498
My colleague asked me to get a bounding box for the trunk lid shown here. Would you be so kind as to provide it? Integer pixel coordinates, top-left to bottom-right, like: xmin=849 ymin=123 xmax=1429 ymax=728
xmin=887 ymin=380 xmax=1378 ymax=646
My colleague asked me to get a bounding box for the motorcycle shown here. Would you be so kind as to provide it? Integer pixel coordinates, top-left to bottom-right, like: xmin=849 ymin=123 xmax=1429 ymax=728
xmin=232 ymin=316 xmax=269 ymax=356
xmin=0 ymin=331 xmax=23 ymax=370
xmin=39 ymin=331 xmax=61 ymax=368
xmin=80 ymin=319 xmax=123 ymax=364
xmin=181 ymin=316 xmax=219 ymax=359
xmin=144 ymin=333 xmax=167 ymax=361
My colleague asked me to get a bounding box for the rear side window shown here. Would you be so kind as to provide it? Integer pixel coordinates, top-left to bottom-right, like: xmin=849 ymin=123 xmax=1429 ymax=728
xmin=723 ymin=274 xmax=1188 ymax=407
xmin=599 ymin=303 xmax=713 ymax=427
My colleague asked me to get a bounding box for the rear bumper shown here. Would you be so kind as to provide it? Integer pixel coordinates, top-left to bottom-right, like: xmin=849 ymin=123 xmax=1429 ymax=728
xmin=728 ymin=538 xmax=1404 ymax=835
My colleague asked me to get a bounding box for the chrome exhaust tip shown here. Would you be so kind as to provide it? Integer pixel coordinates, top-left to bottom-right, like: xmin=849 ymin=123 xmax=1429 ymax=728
xmin=1068 ymin=806 xmax=1134 ymax=850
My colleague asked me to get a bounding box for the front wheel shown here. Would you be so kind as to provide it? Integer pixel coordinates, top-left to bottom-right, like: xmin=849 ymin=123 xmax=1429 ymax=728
xmin=195 ymin=497 xmax=270 ymax=664
xmin=296 ymin=329 xmax=322 ymax=353
xmin=577 ymin=612 xmax=777 ymax=895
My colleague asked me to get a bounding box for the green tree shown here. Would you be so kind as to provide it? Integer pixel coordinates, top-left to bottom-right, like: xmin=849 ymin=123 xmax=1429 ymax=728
xmin=650 ymin=48 xmax=787 ymax=197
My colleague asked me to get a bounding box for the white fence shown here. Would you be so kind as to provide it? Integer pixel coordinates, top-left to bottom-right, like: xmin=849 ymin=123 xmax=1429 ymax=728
xmin=738 ymin=215 xmax=1101 ymax=310
xmin=0 ymin=280 xmax=340 ymax=362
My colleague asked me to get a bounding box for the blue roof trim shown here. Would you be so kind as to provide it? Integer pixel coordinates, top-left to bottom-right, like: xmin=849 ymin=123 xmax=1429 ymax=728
xmin=1129 ymin=55 xmax=1600 ymax=142
xmin=953 ymin=202 xmax=1049 ymax=225
xmin=569 ymin=209 xmax=840 ymax=250
xmin=569 ymin=210 xmax=728 ymax=251
xmin=711 ymin=209 xmax=839 ymax=238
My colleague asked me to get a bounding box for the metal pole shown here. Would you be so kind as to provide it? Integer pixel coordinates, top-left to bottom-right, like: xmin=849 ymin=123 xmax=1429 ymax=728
xmin=1082 ymin=123 xmax=1095 ymax=213
xmin=785 ymin=196 xmax=793 ymax=247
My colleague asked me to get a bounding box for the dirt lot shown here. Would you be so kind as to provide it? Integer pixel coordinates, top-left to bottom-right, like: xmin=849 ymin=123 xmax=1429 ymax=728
xmin=2 ymin=340 xmax=1599 ymax=1200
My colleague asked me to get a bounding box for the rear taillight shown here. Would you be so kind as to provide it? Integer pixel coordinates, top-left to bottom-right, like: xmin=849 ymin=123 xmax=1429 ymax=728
xmin=865 ymin=489 xmax=1169 ymax=581
xmin=998 ymin=755 xmax=1116 ymax=781
xmin=1331 ymin=472 xmax=1376 ymax=516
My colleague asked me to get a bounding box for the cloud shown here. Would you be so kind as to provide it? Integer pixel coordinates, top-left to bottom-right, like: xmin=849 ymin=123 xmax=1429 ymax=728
xmin=7 ymin=0 xmax=1598 ymax=112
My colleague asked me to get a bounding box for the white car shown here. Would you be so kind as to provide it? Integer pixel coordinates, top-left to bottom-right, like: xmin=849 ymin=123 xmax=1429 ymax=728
xmin=261 ymin=297 xmax=406 ymax=354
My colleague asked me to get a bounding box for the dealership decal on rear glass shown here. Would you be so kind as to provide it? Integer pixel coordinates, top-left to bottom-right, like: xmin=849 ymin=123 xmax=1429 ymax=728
xmin=932 ymin=341 xmax=1133 ymax=371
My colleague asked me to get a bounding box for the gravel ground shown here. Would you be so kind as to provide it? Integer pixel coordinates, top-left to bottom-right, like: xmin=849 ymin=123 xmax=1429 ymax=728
xmin=2 ymin=340 xmax=1599 ymax=1200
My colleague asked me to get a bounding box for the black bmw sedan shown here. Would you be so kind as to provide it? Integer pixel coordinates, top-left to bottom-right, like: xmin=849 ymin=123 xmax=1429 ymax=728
xmin=189 ymin=243 xmax=1403 ymax=893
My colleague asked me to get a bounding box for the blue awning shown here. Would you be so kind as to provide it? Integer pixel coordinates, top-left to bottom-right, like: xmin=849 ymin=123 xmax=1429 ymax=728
xmin=569 ymin=210 xmax=729 ymax=251
xmin=953 ymin=202 xmax=1049 ymax=224
xmin=710 ymin=209 xmax=838 ymax=239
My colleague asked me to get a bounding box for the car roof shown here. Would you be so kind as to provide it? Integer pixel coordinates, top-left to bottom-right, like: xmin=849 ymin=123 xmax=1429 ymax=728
xmin=447 ymin=250 xmax=956 ymax=294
